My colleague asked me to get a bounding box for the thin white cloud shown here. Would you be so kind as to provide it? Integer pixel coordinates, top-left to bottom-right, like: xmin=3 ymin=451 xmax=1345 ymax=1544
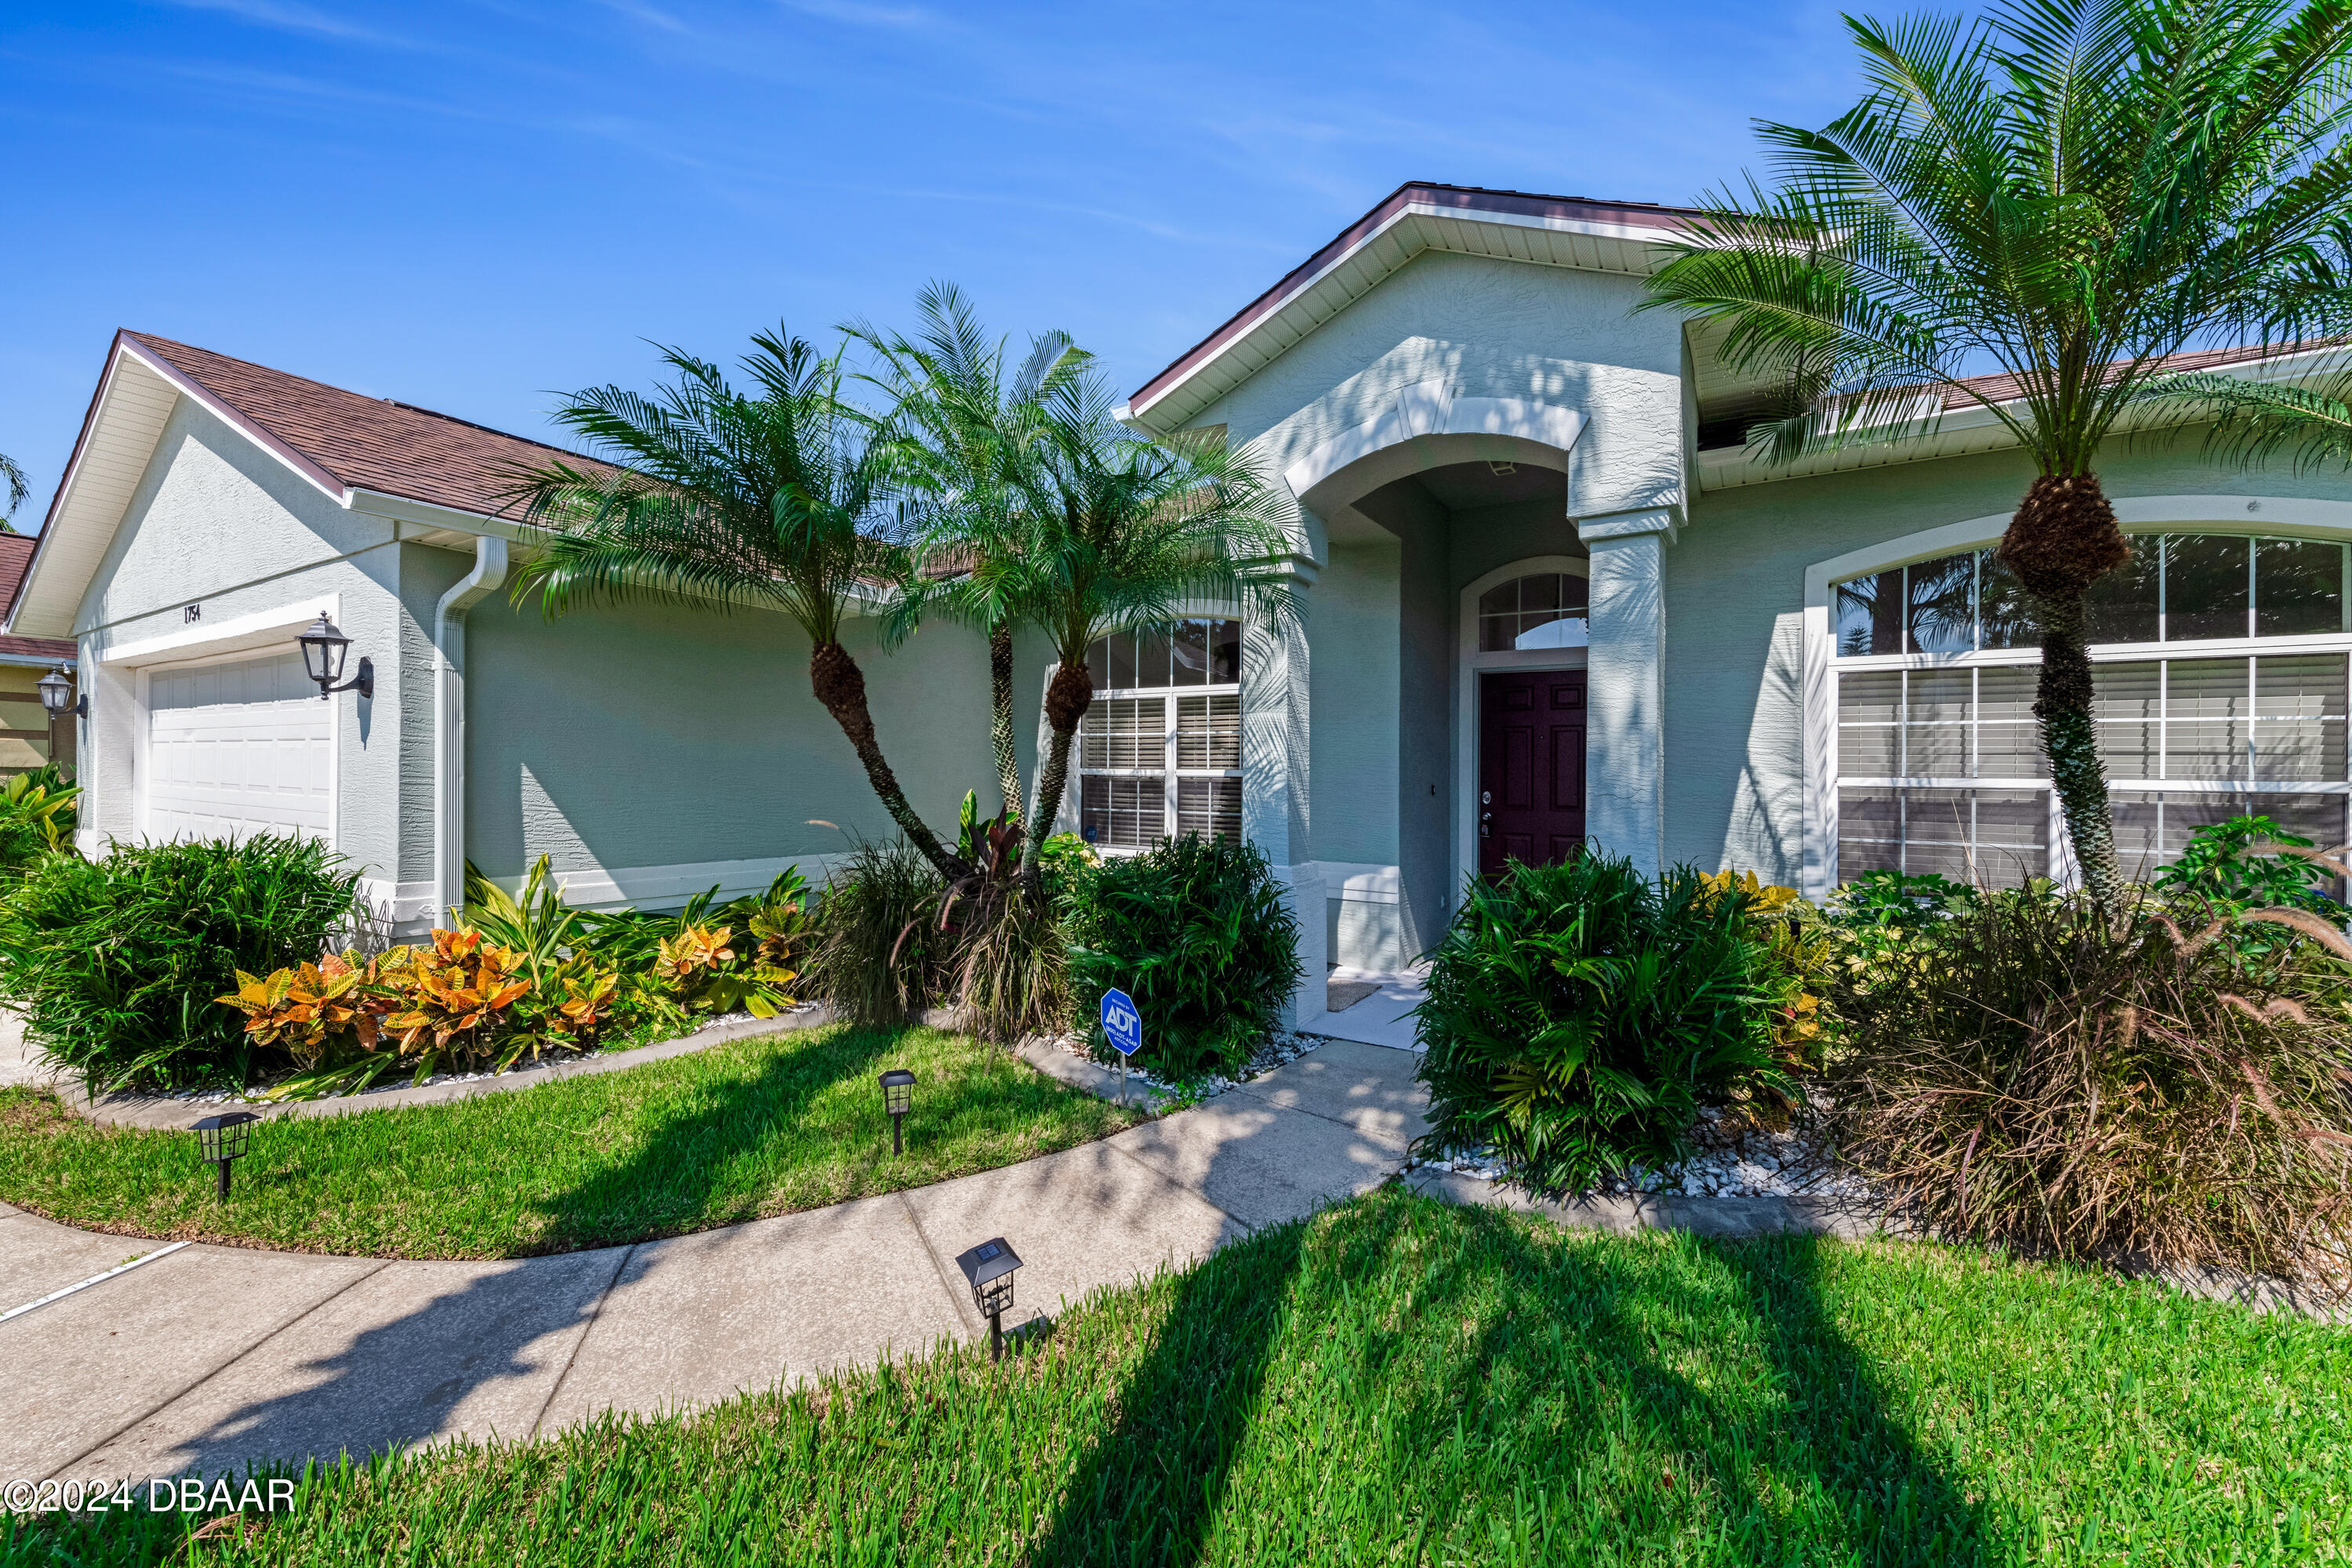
xmin=779 ymin=0 xmax=943 ymax=31
xmin=158 ymin=0 xmax=408 ymax=45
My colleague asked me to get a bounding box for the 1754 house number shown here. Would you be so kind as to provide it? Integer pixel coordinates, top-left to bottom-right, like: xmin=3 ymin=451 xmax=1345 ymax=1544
xmin=3 ymin=1475 xmax=296 ymax=1514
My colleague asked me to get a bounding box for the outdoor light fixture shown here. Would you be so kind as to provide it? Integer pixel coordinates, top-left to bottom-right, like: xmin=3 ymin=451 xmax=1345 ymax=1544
xmin=955 ymin=1236 xmax=1023 ymax=1362
xmin=296 ymin=614 xmax=372 ymax=700
xmin=191 ymin=1111 xmax=261 ymax=1200
xmin=36 ymin=668 xmax=84 ymax=720
xmin=879 ymin=1068 xmax=915 ymax=1156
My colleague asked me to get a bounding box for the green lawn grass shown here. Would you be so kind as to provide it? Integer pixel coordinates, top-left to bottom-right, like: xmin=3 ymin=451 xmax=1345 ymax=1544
xmin=0 ymin=1024 xmax=1142 ymax=1258
xmin=8 ymin=1188 xmax=2345 ymax=1567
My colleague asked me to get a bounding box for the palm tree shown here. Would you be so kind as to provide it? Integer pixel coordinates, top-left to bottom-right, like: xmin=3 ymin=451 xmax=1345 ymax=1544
xmin=1 ymin=452 xmax=27 ymax=532
xmin=1642 ymin=0 xmax=2352 ymax=907
xmin=851 ymin=283 xmax=1086 ymax=819
xmin=503 ymin=328 xmax=969 ymax=880
xmin=989 ymin=364 xmax=1298 ymax=877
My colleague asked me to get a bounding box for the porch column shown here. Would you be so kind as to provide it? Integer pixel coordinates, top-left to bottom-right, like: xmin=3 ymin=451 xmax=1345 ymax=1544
xmin=1243 ymin=554 xmax=1327 ymax=1029
xmin=1577 ymin=506 xmax=1675 ymax=881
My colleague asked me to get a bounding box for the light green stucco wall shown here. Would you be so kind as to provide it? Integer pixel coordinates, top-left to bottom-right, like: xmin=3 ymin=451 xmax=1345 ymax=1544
xmin=72 ymin=398 xmax=419 ymax=891
xmin=1667 ymin=437 xmax=2352 ymax=885
xmin=460 ymin=586 xmax=1040 ymax=884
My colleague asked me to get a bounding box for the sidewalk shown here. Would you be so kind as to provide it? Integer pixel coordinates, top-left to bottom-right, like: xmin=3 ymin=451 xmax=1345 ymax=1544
xmin=0 ymin=1038 xmax=1430 ymax=1484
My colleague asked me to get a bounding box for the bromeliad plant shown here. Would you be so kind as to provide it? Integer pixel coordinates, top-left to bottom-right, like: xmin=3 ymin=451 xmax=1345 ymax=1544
xmin=1413 ymin=854 xmax=1796 ymax=1197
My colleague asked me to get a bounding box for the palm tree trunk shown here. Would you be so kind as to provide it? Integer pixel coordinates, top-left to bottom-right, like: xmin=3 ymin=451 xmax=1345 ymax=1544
xmin=810 ymin=640 xmax=969 ymax=880
xmin=989 ymin=622 xmax=1022 ymax=817
xmin=1998 ymin=474 xmax=2132 ymax=910
xmin=2028 ymin=588 xmax=2125 ymax=906
xmin=1022 ymin=662 xmax=1094 ymax=877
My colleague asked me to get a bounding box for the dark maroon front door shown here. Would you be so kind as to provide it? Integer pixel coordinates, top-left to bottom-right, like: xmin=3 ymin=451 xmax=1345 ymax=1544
xmin=1479 ymin=670 xmax=1586 ymax=875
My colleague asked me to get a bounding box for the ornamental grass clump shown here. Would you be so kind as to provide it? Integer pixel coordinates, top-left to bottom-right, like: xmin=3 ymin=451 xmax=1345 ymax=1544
xmin=1413 ymin=854 xmax=1797 ymax=1197
xmin=0 ymin=833 xmax=358 ymax=1093
xmin=808 ymin=837 xmax=945 ymax=1028
xmin=1063 ymin=836 xmax=1301 ymax=1078
xmin=1825 ymin=883 xmax=2352 ymax=1287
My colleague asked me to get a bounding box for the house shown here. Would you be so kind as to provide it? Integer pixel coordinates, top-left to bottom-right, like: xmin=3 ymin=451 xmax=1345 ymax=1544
xmin=0 ymin=533 xmax=80 ymax=777
xmin=16 ymin=181 xmax=2352 ymax=1032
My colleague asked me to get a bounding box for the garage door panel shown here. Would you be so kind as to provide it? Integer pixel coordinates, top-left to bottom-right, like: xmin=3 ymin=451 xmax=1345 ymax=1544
xmin=144 ymin=653 xmax=332 ymax=845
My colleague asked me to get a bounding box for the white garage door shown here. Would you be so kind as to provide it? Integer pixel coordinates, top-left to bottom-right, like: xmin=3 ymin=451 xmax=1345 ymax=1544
xmin=144 ymin=653 xmax=332 ymax=844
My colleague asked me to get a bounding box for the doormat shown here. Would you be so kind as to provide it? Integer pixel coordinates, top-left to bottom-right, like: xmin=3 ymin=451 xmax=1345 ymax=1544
xmin=1326 ymin=980 xmax=1384 ymax=1013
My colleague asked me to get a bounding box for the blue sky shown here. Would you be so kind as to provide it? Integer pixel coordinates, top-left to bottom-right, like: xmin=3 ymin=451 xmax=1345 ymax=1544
xmin=2 ymin=0 xmax=1868 ymax=522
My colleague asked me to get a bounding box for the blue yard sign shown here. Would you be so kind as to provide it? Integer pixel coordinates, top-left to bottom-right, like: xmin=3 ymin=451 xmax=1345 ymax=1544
xmin=1100 ymin=988 xmax=1143 ymax=1056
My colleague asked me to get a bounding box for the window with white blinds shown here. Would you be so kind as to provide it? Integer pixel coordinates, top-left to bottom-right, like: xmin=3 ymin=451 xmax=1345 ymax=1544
xmin=1079 ymin=619 xmax=1243 ymax=848
xmin=1831 ymin=532 xmax=2352 ymax=887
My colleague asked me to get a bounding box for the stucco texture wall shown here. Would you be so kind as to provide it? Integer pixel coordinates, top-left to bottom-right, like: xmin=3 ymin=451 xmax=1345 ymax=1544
xmin=1666 ymin=437 xmax=2352 ymax=885
xmin=461 ymin=590 xmax=1033 ymax=884
xmin=71 ymin=398 xmax=412 ymax=885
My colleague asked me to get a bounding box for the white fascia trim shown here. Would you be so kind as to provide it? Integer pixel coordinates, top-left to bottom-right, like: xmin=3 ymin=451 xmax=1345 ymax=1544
xmin=114 ymin=341 xmax=351 ymax=506
xmin=348 ymin=488 xmax=528 ymax=540
xmin=100 ymin=596 xmax=337 ymax=667
xmin=1795 ymin=492 xmax=2352 ymax=901
xmin=1131 ymin=205 xmax=1684 ymax=430
xmin=1701 ymin=347 xmax=2352 ymax=491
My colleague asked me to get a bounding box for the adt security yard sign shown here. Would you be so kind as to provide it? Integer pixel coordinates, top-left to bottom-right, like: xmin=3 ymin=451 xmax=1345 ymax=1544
xmin=1099 ymin=989 xmax=1142 ymax=1056
xmin=1100 ymin=987 xmax=1142 ymax=1106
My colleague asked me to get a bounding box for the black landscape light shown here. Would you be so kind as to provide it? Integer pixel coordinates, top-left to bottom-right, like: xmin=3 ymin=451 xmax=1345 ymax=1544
xmin=879 ymin=1068 xmax=915 ymax=1156
xmin=191 ymin=1111 xmax=261 ymax=1200
xmin=37 ymin=667 xmax=83 ymax=720
xmin=296 ymin=613 xmax=372 ymax=700
xmin=955 ymin=1236 xmax=1023 ymax=1362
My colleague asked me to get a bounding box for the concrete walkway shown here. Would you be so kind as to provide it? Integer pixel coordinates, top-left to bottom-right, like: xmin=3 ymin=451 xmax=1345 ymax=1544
xmin=0 ymin=1038 xmax=1429 ymax=1484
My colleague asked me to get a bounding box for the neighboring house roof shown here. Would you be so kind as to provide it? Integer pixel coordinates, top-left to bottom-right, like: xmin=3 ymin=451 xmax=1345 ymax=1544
xmin=1121 ymin=182 xmax=1707 ymax=434
xmin=0 ymin=534 xmax=76 ymax=665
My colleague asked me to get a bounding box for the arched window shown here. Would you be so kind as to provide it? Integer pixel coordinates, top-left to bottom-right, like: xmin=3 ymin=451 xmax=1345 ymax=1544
xmin=1829 ymin=532 xmax=2352 ymax=887
xmin=1078 ymin=619 xmax=1243 ymax=849
xmin=1477 ymin=572 xmax=1589 ymax=651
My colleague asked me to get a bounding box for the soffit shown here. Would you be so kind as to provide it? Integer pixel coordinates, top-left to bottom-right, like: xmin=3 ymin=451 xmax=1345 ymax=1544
xmin=10 ymin=349 xmax=182 ymax=640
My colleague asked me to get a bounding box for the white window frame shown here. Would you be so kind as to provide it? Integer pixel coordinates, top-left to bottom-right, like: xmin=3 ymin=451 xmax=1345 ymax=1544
xmin=1801 ymin=496 xmax=2352 ymax=901
xmin=1079 ymin=622 xmax=1244 ymax=853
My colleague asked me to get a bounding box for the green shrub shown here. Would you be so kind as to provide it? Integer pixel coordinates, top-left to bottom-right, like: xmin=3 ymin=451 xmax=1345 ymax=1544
xmin=1063 ymin=836 xmax=1301 ymax=1079
xmin=1413 ymin=854 xmax=1794 ymax=1197
xmin=1826 ymin=883 xmax=2352 ymax=1285
xmin=0 ymin=764 xmax=78 ymax=877
xmin=0 ymin=834 xmax=359 ymax=1093
xmin=808 ymin=837 xmax=944 ymax=1028
xmin=2151 ymin=811 xmax=2341 ymax=913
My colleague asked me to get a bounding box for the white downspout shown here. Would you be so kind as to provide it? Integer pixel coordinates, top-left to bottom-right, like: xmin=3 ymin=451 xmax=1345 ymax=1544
xmin=433 ymin=535 xmax=509 ymax=927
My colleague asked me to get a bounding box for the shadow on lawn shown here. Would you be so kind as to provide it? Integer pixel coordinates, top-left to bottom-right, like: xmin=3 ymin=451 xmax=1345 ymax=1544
xmin=1033 ymin=1193 xmax=1988 ymax=1566
xmin=528 ymin=1024 xmax=907 ymax=1251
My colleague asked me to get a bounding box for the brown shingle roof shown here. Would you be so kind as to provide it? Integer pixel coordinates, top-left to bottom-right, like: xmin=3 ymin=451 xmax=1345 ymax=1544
xmin=1936 ymin=340 xmax=2305 ymax=410
xmin=122 ymin=332 xmax=607 ymax=520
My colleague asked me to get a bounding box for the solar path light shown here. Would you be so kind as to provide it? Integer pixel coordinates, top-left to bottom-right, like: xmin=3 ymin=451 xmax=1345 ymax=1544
xmin=955 ymin=1236 xmax=1022 ymax=1362
xmin=878 ymin=1068 xmax=915 ymax=1156
xmin=191 ymin=1111 xmax=260 ymax=1200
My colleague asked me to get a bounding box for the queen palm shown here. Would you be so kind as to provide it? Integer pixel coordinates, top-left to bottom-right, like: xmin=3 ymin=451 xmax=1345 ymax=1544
xmin=504 ymin=328 xmax=968 ymax=880
xmin=1 ymin=452 xmax=26 ymax=531
xmin=975 ymin=364 xmax=1296 ymax=879
xmin=1642 ymin=0 xmax=2352 ymax=906
xmin=854 ymin=282 xmax=1085 ymax=818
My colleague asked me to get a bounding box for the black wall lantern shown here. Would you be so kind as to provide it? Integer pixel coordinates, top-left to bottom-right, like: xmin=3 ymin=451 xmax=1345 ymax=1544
xmin=879 ymin=1068 xmax=915 ymax=1156
xmin=296 ymin=614 xmax=372 ymax=700
xmin=955 ymin=1236 xmax=1023 ymax=1361
xmin=191 ymin=1111 xmax=260 ymax=1200
xmin=36 ymin=667 xmax=83 ymax=720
